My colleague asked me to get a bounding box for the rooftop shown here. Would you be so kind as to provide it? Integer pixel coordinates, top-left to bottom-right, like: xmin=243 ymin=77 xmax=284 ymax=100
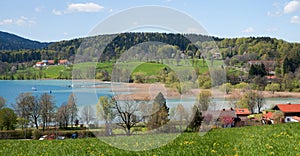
xmin=235 ymin=108 xmax=251 ymax=115
xmin=273 ymin=104 xmax=300 ymax=113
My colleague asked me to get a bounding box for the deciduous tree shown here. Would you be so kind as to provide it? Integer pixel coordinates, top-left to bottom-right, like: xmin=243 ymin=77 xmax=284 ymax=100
xmin=67 ymin=94 xmax=78 ymax=127
xmin=0 ymin=108 xmax=17 ymax=130
xmin=81 ymin=105 xmax=96 ymax=128
xmin=15 ymin=93 xmax=40 ymax=129
xmin=115 ymin=96 xmax=140 ymax=135
xmin=40 ymin=93 xmax=55 ymax=131
xmin=96 ymin=96 xmax=116 ymax=135
xmin=196 ymin=90 xmax=212 ymax=111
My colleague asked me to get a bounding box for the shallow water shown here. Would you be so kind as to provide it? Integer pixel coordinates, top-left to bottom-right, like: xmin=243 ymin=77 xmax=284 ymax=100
xmin=0 ymin=80 xmax=299 ymax=110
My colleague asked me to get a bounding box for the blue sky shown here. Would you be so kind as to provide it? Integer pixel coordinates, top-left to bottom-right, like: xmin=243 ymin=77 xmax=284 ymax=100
xmin=0 ymin=0 xmax=300 ymax=42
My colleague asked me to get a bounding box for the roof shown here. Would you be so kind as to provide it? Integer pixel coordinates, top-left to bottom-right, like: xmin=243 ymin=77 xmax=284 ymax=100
xmin=59 ymin=60 xmax=68 ymax=64
xmin=36 ymin=62 xmax=43 ymax=64
xmin=266 ymin=75 xmax=276 ymax=79
xmin=263 ymin=112 xmax=273 ymax=119
xmin=273 ymin=104 xmax=300 ymax=113
xmin=235 ymin=108 xmax=251 ymax=115
xmin=48 ymin=60 xmax=54 ymax=64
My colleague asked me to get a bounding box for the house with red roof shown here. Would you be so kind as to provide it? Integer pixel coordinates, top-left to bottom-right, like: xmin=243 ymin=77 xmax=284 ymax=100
xmin=235 ymin=108 xmax=251 ymax=116
xmin=272 ymin=103 xmax=300 ymax=122
xmin=47 ymin=60 xmax=55 ymax=65
xmin=235 ymin=108 xmax=251 ymax=121
xmin=58 ymin=60 xmax=69 ymax=65
xmin=35 ymin=62 xmax=46 ymax=67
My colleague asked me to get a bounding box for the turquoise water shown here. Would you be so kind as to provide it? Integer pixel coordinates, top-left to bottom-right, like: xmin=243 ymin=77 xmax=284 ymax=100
xmin=0 ymin=80 xmax=113 ymax=107
xmin=0 ymin=80 xmax=299 ymax=110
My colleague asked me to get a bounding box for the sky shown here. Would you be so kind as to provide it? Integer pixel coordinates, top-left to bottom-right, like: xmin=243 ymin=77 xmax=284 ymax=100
xmin=0 ymin=0 xmax=300 ymax=43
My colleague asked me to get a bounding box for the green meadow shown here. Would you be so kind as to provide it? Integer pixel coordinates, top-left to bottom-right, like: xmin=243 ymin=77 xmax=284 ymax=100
xmin=1 ymin=123 xmax=299 ymax=156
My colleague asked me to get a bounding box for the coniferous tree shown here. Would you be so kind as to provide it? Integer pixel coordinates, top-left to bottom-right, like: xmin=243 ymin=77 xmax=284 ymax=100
xmin=188 ymin=106 xmax=203 ymax=131
xmin=147 ymin=92 xmax=169 ymax=130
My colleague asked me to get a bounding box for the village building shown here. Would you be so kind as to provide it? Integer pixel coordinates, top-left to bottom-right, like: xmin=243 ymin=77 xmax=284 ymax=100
xmin=34 ymin=59 xmax=69 ymax=67
xmin=235 ymin=108 xmax=251 ymax=120
xmin=272 ymin=103 xmax=300 ymax=122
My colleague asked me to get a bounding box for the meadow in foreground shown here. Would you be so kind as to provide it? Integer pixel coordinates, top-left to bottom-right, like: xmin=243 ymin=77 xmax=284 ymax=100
xmin=0 ymin=123 xmax=300 ymax=156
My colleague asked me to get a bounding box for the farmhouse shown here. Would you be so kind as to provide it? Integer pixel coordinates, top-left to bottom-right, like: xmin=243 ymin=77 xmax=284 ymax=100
xmin=35 ymin=62 xmax=46 ymax=67
xmin=235 ymin=108 xmax=251 ymax=120
xmin=34 ymin=59 xmax=69 ymax=67
xmin=272 ymin=103 xmax=300 ymax=122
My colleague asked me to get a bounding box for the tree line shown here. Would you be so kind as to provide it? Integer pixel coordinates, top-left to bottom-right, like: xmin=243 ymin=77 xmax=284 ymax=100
xmin=0 ymin=90 xmax=218 ymax=135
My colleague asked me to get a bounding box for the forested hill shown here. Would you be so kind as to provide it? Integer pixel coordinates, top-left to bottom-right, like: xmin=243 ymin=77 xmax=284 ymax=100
xmin=0 ymin=31 xmax=49 ymax=51
xmin=1 ymin=31 xmax=300 ymax=64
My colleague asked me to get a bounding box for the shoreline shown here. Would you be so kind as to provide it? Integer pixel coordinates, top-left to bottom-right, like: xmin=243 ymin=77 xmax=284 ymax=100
xmin=2 ymin=79 xmax=300 ymax=99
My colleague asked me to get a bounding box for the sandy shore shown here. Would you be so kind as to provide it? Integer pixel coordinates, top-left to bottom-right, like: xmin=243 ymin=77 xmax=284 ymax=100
xmin=108 ymin=82 xmax=300 ymax=100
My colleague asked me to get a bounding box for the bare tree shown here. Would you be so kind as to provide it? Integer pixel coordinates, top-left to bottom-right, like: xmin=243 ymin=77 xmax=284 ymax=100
xmin=254 ymin=91 xmax=265 ymax=113
xmin=80 ymin=105 xmax=95 ymax=128
xmin=67 ymin=94 xmax=78 ymax=127
xmin=56 ymin=102 xmax=69 ymax=129
xmin=237 ymin=90 xmax=265 ymax=113
xmin=15 ymin=93 xmax=40 ymax=129
xmin=39 ymin=93 xmax=55 ymax=131
xmin=115 ymin=96 xmax=140 ymax=136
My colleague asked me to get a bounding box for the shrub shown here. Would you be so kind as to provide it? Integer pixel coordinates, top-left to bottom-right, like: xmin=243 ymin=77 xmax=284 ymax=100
xmin=32 ymin=129 xmax=42 ymax=140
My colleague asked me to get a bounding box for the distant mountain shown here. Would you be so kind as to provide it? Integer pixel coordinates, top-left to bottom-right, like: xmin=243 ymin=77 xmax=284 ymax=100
xmin=0 ymin=31 xmax=49 ymax=51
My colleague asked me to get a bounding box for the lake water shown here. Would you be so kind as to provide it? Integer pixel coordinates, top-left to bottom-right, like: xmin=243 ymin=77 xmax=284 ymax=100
xmin=0 ymin=80 xmax=300 ymax=110
xmin=0 ymin=80 xmax=113 ymax=107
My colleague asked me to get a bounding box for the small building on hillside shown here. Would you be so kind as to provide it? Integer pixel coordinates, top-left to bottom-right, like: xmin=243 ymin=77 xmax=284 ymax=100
xmin=58 ymin=60 xmax=69 ymax=65
xmin=272 ymin=103 xmax=300 ymax=122
xmin=235 ymin=108 xmax=251 ymax=120
xmin=48 ymin=60 xmax=55 ymax=65
xmin=35 ymin=62 xmax=46 ymax=67
xmin=34 ymin=59 xmax=69 ymax=67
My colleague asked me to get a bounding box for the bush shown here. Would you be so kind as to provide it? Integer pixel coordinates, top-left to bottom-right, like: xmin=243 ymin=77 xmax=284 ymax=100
xmin=32 ymin=129 xmax=42 ymax=140
xmin=0 ymin=130 xmax=32 ymax=139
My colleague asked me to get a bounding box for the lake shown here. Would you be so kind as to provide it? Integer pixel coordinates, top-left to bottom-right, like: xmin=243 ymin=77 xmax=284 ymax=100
xmin=0 ymin=80 xmax=113 ymax=107
xmin=0 ymin=80 xmax=300 ymax=110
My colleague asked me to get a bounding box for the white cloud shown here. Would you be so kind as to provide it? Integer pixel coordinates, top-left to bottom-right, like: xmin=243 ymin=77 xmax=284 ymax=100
xmin=52 ymin=3 xmax=104 ymax=15
xmin=52 ymin=9 xmax=63 ymax=15
xmin=15 ymin=16 xmax=35 ymax=26
xmin=291 ymin=15 xmax=300 ymax=24
xmin=284 ymin=0 xmax=300 ymax=14
xmin=242 ymin=27 xmax=255 ymax=33
xmin=0 ymin=19 xmax=13 ymax=25
xmin=0 ymin=16 xmax=35 ymax=26
xmin=66 ymin=3 xmax=104 ymax=13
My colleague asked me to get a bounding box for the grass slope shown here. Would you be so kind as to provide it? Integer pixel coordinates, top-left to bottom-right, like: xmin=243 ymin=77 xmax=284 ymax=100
xmin=0 ymin=123 xmax=299 ymax=155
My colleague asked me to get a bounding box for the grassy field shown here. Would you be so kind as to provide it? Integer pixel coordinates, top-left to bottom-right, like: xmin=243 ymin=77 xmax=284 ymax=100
xmin=8 ymin=59 xmax=223 ymax=80
xmin=1 ymin=123 xmax=299 ymax=155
